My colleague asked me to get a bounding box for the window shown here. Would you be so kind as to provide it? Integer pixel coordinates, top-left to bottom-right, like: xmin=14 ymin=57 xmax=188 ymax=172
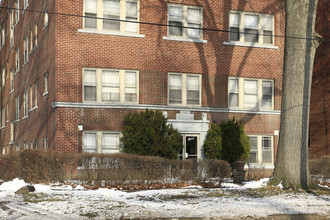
xmin=228 ymin=77 xmax=274 ymax=110
xmin=1 ymin=107 xmax=5 ymax=127
xmin=44 ymin=138 xmax=48 ymax=150
xmin=83 ymin=68 xmax=138 ymax=103
xmin=34 ymin=81 xmax=38 ymax=107
xmin=23 ymin=89 xmax=28 ymax=117
xmin=24 ymin=142 xmax=28 ymax=150
xmin=168 ymin=73 xmax=201 ymax=106
xmin=43 ymin=73 xmax=48 ymax=95
xmin=24 ymin=0 xmax=28 ymax=9
xmin=29 ymin=85 xmax=33 ymax=109
xmin=229 ymin=11 xmax=274 ymax=45
xmin=83 ymin=131 xmax=122 ymax=153
xmin=15 ymin=48 xmax=19 ymax=73
xmin=167 ymin=4 xmax=203 ymax=40
xmin=247 ymin=135 xmax=273 ymax=164
xmin=23 ymin=34 xmax=29 ymax=64
xmin=10 ymin=11 xmax=14 ymax=48
xmin=30 ymin=29 xmax=33 ymax=51
xmin=15 ymin=96 xmax=19 ymax=121
xmin=10 ymin=121 xmax=14 ymax=143
xmin=34 ymin=23 xmax=37 ymax=47
xmin=14 ymin=0 xmax=20 ymax=25
xmin=1 ymin=28 xmax=5 ymax=47
xmin=1 ymin=67 xmax=5 ymax=87
xmin=29 ymin=82 xmax=38 ymax=110
xmin=44 ymin=6 xmax=49 ymax=28
xmin=10 ymin=69 xmax=14 ymax=92
xmin=84 ymin=0 xmax=139 ymax=33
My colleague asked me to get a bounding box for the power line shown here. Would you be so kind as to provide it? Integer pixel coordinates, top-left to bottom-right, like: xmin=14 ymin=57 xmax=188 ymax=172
xmin=0 ymin=5 xmax=328 ymax=42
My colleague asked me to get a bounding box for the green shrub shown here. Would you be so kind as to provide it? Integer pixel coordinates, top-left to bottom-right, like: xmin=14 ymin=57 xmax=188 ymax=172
xmin=220 ymin=118 xmax=251 ymax=164
xmin=121 ymin=109 xmax=183 ymax=159
xmin=203 ymin=123 xmax=222 ymax=159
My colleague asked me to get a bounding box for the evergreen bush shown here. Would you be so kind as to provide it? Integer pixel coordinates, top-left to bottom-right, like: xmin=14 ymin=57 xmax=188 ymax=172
xmin=121 ymin=109 xmax=183 ymax=159
xmin=220 ymin=118 xmax=251 ymax=164
xmin=203 ymin=123 xmax=222 ymax=159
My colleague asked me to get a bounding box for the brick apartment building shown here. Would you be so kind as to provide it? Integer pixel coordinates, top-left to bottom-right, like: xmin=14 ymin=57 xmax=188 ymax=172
xmin=309 ymin=0 xmax=329 ymax=158
xmin=0 ymin=0 xmax=285 ymax=168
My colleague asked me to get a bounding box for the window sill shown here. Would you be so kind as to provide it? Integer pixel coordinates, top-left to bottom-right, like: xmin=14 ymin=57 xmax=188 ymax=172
xmin=43 ymin=91 xmax=48 ymax=96
xmin=9 ymin=90 xmax=14 ymax=95
xmin=9 ymin=46 xmax=13 ymax=51
xmin=22 ymin=115 xmax=28 ymax=120
xmin=78 ymin=29 xmax=145 ymax=38
xmin=9 ymin=141 xmax=14 ymax=145
xmin=29 ymin=106 xmax=38 ymax=112
xmin=29 ymin=46 xmax=38 ymax=55
xmin=22 ymin=5 xmax=29 ymax=14
xmin=163 ymin=36 xmax=207 ymax=44
xmin=14 ymin=119 xmax=20 ymax=123
xmin=22 ymin=61 xmax=29 ymax=68
xmin=0 ymin=126 xmax=5 ymax=130
xmin=43 ymin=23 xmax=49 ymax=30
xmin=14 ymin=70 xmax=19 ymax=75
xmin=223 ymin=41 xmax=278 ymax=49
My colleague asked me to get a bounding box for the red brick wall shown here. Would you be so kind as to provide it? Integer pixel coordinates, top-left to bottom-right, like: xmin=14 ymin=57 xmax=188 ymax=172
xmin=0 ymin=0 xmax=56 ymax=152
xmin=309 ymin=0 xmax=330 ymax=158
xmin=1 ymin=0 xmax=285 ymax=155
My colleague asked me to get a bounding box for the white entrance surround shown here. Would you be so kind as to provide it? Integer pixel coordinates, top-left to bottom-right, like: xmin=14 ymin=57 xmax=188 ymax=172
xmin=165 ymin=111 xmax=210 ymax=159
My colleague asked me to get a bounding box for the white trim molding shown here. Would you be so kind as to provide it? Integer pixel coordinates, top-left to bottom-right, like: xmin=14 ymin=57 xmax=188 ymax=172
xmin=52 ymin=102 xmax=281 ymax=115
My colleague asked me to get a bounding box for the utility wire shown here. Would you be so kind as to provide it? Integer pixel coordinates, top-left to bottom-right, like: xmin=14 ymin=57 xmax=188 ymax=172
xmin=0 ymin=5 xmax=328 ymax=42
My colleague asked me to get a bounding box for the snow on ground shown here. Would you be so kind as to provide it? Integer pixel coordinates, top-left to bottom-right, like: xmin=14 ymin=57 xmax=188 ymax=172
xmin=0 ymin=178 xmax=329 ymax=219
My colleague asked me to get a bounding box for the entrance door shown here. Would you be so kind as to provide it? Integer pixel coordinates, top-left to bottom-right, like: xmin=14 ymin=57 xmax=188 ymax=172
xmin=180 ymin=135 xmax=199 ymax=159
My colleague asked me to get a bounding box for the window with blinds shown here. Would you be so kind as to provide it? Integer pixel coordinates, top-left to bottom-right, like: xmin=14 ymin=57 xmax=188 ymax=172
xmin=168 ymin=73 xmax=201 ymax=106
xmin=229 ymin=77 xmax=274 ymax=110
xmin=229 ymin=11 xmax=274 ymax=45
xmin=84 ymin=68 xmax=139 ymax=104
xmin=84 ymin=0 xmax=139 ymax=33
xmin=168 ymin=4 xmax=203 ymax=40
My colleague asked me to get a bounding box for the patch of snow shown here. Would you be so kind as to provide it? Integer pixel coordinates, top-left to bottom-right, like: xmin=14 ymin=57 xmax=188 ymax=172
xmin=74 ymin=185 xmax=84 ymax=190
xmin=242 ymin=178 xmax=269 ymax=188
xmin=0 ymin=178 xmax=329 ymax=219
xmin=0 ymin=178 xmax=27 ymax=192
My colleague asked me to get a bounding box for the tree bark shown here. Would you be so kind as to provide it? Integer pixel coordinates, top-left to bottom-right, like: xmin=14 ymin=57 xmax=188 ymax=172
xmin=272 ymin=0 xmax=322 ymax=189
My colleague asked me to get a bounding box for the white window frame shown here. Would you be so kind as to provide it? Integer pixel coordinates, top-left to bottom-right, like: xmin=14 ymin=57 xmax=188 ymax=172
xmin=228 ymin=77 xmax=274 ymax=110
xmin=10 ymin=11 xmax=14 ymax=49
xmin=10 ymin=121 xmax=14 ymax=144
xmin=10 ymin=68 xmax=14 ymax=93
xmin=225 ymin=11 xmax=277 ymax=49
xmin=165 ymin=4 xmax=204 ymax=42
xmin=44 ymin=6 xmax=49 ymax=28
xmin=23 ymin=34 xmax=29 ymax=64
xmin=83 ymin=68 xmax=139 ymax=104
xmin=23 ymin=89 xmax=28 ymax=118
xmin=43 ymin=72 xmax=48 ymax=95
xmin=1 ymin=28 xmax=5 ymax=48
xmin=44 ymin=138 xmax=48 ymax=150
xmin=14 ymin=0 xmax=20 ymax=25
xmin=1 ymin=107 xmax=5 ymax=127
xmin=24 ymin=0 xmax=28 ymax=10
xmin=168 ymin=73 xmax=201 ymax=106
xmin=83 ymin=0 xmax=140 ymax=34
xmin=15 ymin=48 xmax=19 ymax=74
xmin=83 ymin=131 xmax=122 ymax=154
xmin=1 ymin=67 xmax=5 ymax=88
xmin=247 ymin=135 xmax=274 ymax=165
xmin=15 ymin=95 xmax=19 ymax=121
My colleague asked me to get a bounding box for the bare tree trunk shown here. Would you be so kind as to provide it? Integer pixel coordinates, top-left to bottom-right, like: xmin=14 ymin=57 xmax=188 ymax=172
xmin=272 ymin=0 xmax=322 ymax=189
